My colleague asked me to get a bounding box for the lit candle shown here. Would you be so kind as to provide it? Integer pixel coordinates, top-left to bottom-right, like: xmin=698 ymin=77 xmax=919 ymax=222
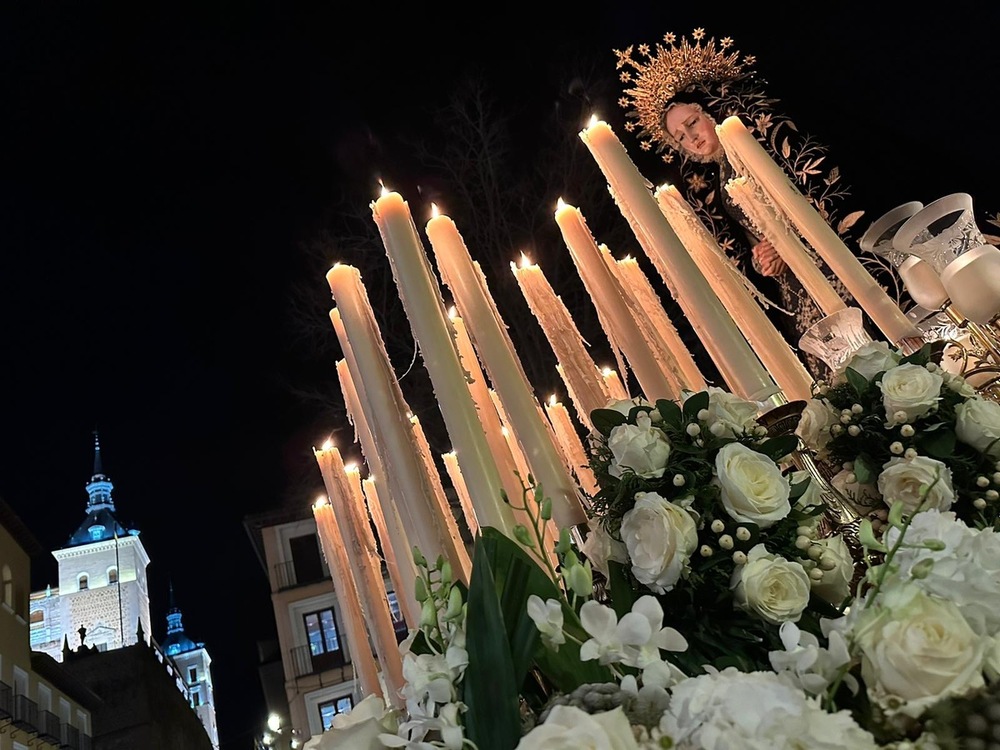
xmin=553 ymin=200 xmax=678 ymax=402
xmin=371 ymin=187 xmax=517 ymax=538
xmin=544 ymin=394 xmax=599 ymax=500
xmin=426 ymin=206 xmax=587 ymax=529
xmin=725 ymin=176 xmax=848 ymax=317
xmin=489 ymin=388 xmax=533 ymax=488
xmin=716 ymin=116 xmax=920 ymax=345
xmin=511 ymin=253 xmax=611 ymax=428
xmin=408 ymin=413 xmax=472 ymax=582
xmin=656 ymin=184 xmax=815 ymax=401
xmin=601 ymin=367 xmax=629 ymax=400
xmin=313 ymin=443 xmax=404 ymax=704
xmin=447 ymin=307 xmax=532 ymax=516
xmin=600 ymin=247 xmax=707 ymax=392
xmin=334 ymin=354 xmax=419 ymax=627
xmin=579 ymin=117 xmax=779 ymax=402
xmin=361 ymin=475 xmax=412 ymax=628
xmin=441 ymin=451 xmax=480 ymax=538
xmin=312 ymin=495 xmax=384 ymax=700
xmin=326 ymin=264 xmax=471 ymax=581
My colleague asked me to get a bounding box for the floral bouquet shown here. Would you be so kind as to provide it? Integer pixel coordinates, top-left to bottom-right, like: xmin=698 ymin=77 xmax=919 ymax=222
xmin=581 ymin=387 xmax=854 ymax=673
xmin=795 ymin=341 xmax=1000 ymax=529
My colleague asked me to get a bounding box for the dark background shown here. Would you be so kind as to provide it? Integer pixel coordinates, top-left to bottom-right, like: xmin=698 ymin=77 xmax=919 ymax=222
xmin=2 ymin=3 xmax=998 ymax=747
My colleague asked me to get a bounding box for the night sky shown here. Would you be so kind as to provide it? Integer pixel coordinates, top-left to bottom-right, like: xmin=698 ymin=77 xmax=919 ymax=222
xmin=2 ymin=4 xmax=999 ymax=748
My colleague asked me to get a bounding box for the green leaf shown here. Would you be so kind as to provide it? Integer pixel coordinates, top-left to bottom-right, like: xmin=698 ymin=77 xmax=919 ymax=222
xmin=919 ymin=428 xmax=956 ymax=459
xmin=845 ymin=366 xmax=870 ymax=396
xmin=463 ymin=538 xmax=522 ymax=750
xmin=755 ymin=435 xmax=799 ymax=462
xmin=853 ymin=456 xmax=875 ymax=485
xmin=591 ymin=408 xmax=627 ymax=436
xmin=605 ymin=560 xmax=637 ymax=620
xmin=682 ymin=391 xmax=709 ymax=421
xmin=899 ymin=343 xmax=932 ymax=366
xmin=656 ymin=398 xmax=683 ymax=429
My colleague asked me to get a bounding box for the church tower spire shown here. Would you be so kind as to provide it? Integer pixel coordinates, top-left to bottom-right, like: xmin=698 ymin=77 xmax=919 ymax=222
xmin=85 ymin=431 xmax=115 ymax=513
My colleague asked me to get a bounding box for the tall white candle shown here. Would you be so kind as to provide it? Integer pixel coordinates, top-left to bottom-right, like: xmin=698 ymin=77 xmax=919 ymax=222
xmin=580 ymin=118 xmax=779 ymax=402
xmin=360 ymin=475 xmax=412 ymax=628
xmin=426 ymin=207 xmax=587 ymax=529
xmin=600 ymin=247 xmax=707 ymax=393
xmin=601 ymin=367 xmax=630 ymax=401
xmin=314 ymin=444 xmax=404 ymax=704
xmin=371 ymin=188 xmax=516 ymax=538
xmin=553 ymin=200 xmax=678 ymax=402
xmin=544 ymin=395 xmax=599 ymax=500
xmin=311 ymin=496 xmax=383 ymax=700
xmin=408 ymin=414 xmax=472 ymax=582
xmin=489 ymin=388 xmax=533 ymax=488
xmin=447 ymin=308 xmax=530 ymax=513
xmin=441 ymin=451 xmax=480 ymax=538
xmin=326 ymin=264 xmax=470 ymax=581
xmin=716 ymin=116 xmax=920 ymax=345
xmin=656 ymin=184 xmax=815 ymax=401
xmin=334 ymin=354 xmax=419 ymax=627
xmin=725 ymin=176 xmax=848 ymax=317
xmin=511 ymin=254 xmax=611 ymax=428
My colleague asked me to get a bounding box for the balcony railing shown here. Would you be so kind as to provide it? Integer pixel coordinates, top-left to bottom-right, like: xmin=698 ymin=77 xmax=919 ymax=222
xmin=38 ymin=708 xmax=61 ymax=740
xmin=272 ymin=560 xmax=329 ymax=591
xmin=289 ymin=644 xmax=349 ymax=679
xmin=0 ymin=681 xmax=11 ymax=719
xmin=13 ymin=693 xmax=38 ymax=730
xmin=59 ymin=722 xmax=93 ymax=750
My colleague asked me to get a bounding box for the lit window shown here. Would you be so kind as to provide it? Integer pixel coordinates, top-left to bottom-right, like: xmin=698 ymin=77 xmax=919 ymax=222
xmin=30 ymin=610 xmax=44 ymax=627
xmin=78 ymin=575 xmax=89 ymax=591
xmin=318 ymin=695 xmax=354 ymax=731
xmin=108 ymin=568 xmax=118 ymax=584
xmin=387 ymin=592 xmax=402 ymax=623
xmin=303 ymin=608 xmax=340 ymax=657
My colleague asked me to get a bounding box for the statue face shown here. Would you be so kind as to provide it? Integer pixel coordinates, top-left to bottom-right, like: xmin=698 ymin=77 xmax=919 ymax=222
xmin=664 ymin=102 xmax=722 ymax=159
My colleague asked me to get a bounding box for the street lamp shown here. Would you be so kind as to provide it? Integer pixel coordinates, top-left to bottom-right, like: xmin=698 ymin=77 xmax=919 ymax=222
xmin=255 ymin=714 xmax=303 ymax=749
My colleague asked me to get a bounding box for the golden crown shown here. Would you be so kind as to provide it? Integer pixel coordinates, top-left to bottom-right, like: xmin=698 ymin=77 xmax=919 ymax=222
xmin=615 ymin=29 xmax=757 ymax=156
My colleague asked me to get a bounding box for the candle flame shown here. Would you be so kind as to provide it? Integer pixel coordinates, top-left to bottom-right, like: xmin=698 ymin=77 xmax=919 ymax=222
xmin=587 ymin=114 xmax=600 ymax=128
xmin=518 ymin=251 xmax=533 ymax=269
xmin=313 ymin=495 xmax=328 ymax=508
xmin=447 ymin=305 xmax=457 ymax=319
xmin=501 ymin=426 xmax=510 ymax=437
xmin=431 ymin=202 xmax=441 ymax=219
xmin=378 ymin=180 xmax=389 ymax=198
xmin=548 ymin=394 xmax=557 ymax=406
xmin=344 ymin=462 xmax=358 ymax=474
xmin=602 ymin=367 xmax=614 ymax=377
xmin=556 ymin=197 xmax=567 ymax=211
xmin=321 ymin=438 xmax=334 ymax=451
xmin=622 ymin=254 xmax=632 ymax=262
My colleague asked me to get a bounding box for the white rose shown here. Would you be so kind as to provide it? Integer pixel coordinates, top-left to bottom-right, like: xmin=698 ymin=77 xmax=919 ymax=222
xmin=700 ymin=386 xmax=760 ymax=438
xmin=580 ymin=523 xmax=628 ymax=578
xmin=877 ymin=456 xmax=955 ymax=514
xmin=795 ymin=398 xmax=838 ymax=456
xmin=620 ymin=492 xmax=698 ymax=594
xmin=878 ymin=363 xmax=944 ymax=426
xmin=607 ymin=412 xmax=671 ymax=479
xmin=315 ymin=694 xmax=397 ymax=750
xmin=854 ymin=584 xmax=987 ymax=717
xmin=515 ymin=705 xmax=639 ymax=750
xmin=809 ymin=534 xmax=855 ymax=606
xmin=955 ymin=397 xmax=1000 ymax=458
xmin=831 ymin=469 xmax=882 ymax=512
xmin=605 ymin=397 xmax=655 ymax=417
xmin=942 ymin=370 xmax=978 ymax=397
xmin=715 ymin=442 xmax=791 ymax=528
xmin=731 ymin=544 xmax=811 ymax=624
xmin=842 ymin=341 xmax=901 ymax=381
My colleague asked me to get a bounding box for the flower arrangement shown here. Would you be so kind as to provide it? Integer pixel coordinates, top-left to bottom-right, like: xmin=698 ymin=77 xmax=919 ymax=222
xmin=583 ymin=388 xmax=849 ymax=671
xmin=795 ymin=341 xmax=1000 ymax=529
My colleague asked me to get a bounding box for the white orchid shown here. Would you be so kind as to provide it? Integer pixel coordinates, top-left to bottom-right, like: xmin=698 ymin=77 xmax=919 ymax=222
xmin=578 ymin=596 xmax=687 ymax=669
xmin=527 ymin=595 xmax=566 ymax=650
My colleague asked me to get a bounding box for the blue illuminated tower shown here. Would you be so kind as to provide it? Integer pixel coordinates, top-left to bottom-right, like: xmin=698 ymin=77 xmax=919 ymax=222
xmin=163 ymin=583 xmax=220 ymax=749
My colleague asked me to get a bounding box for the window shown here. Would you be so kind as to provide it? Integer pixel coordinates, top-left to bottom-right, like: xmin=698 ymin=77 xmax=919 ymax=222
xmin=188 ymin=666 xmax=198 ymax=683
xmin=303 ymin=608 xmax=342 ymax=671
xmin=387 ymin=591 xmax=402 ymax=623
xmin=2 ymin=565 xmax=12 ymax=609
xmin=78 ymin=574 xmax=89 ymax=591
xmin=318 ymin=695 xmax=354 ymax=731
xmin=30 ymin=611 xmax=44 ymax=627
xmin=191 ymin=688 xmax=201 ymax=707
xmin=108 ymin=567 xmax=118 ymax=584
xmin=289 ymin=534 xmax=324 ymax=585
